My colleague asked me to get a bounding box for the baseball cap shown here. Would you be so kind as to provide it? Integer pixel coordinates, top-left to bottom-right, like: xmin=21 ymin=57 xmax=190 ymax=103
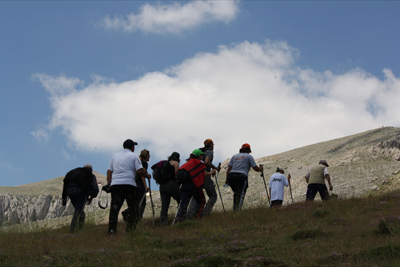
xmin=241 ymin=143 xmax=252 ymax=153
xmin=123 ymin=139 xmax=138 ymax=149
xmin=204 ymin=139 xmax=214 ymax=146
xmin=192 ymin=149 xmax=205 ymax=157
xmin=319 ymin=159 xmax=329 ymax=167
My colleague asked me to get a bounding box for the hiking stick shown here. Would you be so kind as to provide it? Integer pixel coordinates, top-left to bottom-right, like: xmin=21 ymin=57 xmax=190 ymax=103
xmin=260 ymin=165 xmax=270 ymax=205
xmin=148 ymin=181 xmax=155 ymax=227
xmin=139 ymin=192 xmax=146 ymax=208
xmin=238 ymin=179 xmax=248 ymax=211
xmin=288 ymin=174 xmax=294 ymax=204
xmin=172 ymin=201 xmax=181 ymax=226
xmin=214 ymin=163 xmax=225 ymax=212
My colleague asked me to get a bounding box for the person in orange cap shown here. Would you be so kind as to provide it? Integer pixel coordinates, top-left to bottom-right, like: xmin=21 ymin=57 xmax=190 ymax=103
xmin=225 ymin=143 xmax=263 ymax=211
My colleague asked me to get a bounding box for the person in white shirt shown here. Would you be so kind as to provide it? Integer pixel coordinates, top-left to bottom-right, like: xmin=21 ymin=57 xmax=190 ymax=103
xmin=269 ymin=167 xmax=291 ymax=208
xmin=106 ymin=139 xmax=151 ymax=235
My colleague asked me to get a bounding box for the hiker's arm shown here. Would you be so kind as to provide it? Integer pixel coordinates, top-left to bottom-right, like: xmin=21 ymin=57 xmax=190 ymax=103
xmin=252 ymin=165 xmax=263 ymax=172
xmin=107 ymin=170 xmax=113 ymax=186
xmin=304 ymin=172 xmax=309 ymax=183
xmin=141 ymin=175 xmax=149 ymax=192
xmin=205 ymin=169 xmax=216 ymax=177
xmin=170 ymin=160 xmax=179 ymax=175
xmin=137 ymin=168 xmax=151 ymax=179
xmin=325 ymin=174 xmax=333 ymax=190
xmin=205 ymin=156 xmax=220 ymax=171
xmin=225 ymin=165 xmax=232 ymax=184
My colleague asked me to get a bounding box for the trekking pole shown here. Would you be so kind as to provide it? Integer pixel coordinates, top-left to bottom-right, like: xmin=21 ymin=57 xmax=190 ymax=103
xmin=214 ymin=163 xmax=225 ymax=213
xmin=148 ymin=180 xmax=155 ymax=227
xmin=139 ymin=193 xmax=146 ymax=208
xmin=172 ymin=201 xmax=181 ymax=226
xmin=260 ymin=165 xmax=270 ymax=205
xmin=238 ymin=179 xmax=248 ymax=211
xmin=288 ymin=174 xmax=294 ymax=204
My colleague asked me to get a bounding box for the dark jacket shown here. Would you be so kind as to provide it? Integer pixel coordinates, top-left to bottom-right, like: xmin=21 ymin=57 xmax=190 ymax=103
xmin=62 ymin=167 xmax=99 ymax=200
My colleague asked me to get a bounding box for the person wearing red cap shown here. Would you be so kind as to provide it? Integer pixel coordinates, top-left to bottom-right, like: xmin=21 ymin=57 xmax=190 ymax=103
xmin=225 ymin=143 xmax=263 ymax=211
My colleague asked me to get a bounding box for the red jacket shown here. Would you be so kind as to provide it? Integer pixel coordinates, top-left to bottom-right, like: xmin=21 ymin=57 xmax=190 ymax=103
xmin=179 ymin=158 xmax=206 ymax=187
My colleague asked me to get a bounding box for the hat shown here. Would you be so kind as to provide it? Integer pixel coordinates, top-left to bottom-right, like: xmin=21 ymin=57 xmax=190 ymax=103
xmin=241 ymin=143 xmax=252 ymax=153
xmin=123 ymin=139 xmax=138 ymax=149
xmin=319 ymin=159 xmax=329 ymax=167
xmin=192 ymin=149 xmax=205 ymax=157
xmin=276 ymin=167 xmax=284 ymax=172
xmin=204 ymin=139 xmax=214 ymax=146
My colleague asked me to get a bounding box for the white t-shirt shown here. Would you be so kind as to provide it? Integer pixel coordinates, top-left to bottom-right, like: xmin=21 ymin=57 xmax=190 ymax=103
xmin=108 ymin=149 xmax=143 ymax=187
xmin=269 ymin=172 xmax=289 ymax=201
xmin=228 ymin=153 xmax=257 ymax=176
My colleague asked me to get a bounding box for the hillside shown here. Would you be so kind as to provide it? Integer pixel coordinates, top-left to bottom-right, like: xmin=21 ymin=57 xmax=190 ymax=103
xmin=1 ymin=126 xmax=400 ymax=227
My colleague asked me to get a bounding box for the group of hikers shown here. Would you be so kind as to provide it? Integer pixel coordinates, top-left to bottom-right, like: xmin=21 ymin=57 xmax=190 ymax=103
xmin=61 ymin=138 xmax=334 ymax=234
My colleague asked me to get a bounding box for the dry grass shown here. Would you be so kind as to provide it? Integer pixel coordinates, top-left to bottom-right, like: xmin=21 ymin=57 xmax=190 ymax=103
xmin=2 ymin=191 xmax=400 ymax=267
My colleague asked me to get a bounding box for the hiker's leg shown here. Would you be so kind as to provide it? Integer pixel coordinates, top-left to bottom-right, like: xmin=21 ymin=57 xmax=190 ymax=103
xmin=69 ymin=193 xmax=87 ymax=232
xmin=202 ymin=176 xmax=217 ymax=216
xmin=108 ymin=185 xmax=125 ymax=234
xmin=78 ymin=211 xmax=85 ymax=230
xmin=176 ymin=182 xmax=193 ymax=222
xmin=318 ymin=185 xmax=330 ymax=201
xmin=125 ymin=185 xmax=138 ymax=232
xmin=193 ymin=185 xmax=206 ymax=219
xmin=228 ymin=173 xmax=245 ymax=211
xmin=136 ymin=180 xmax=146 ymax=219
xmin=159 ymin=183 xmax=171 ymax=224
xmin=270 ymin=200 xmax=283 ymax=209
xmin=305 ymin=184 xmax=317 ymax=202
xmin=186 ymin=197 xmax=198 ymax=219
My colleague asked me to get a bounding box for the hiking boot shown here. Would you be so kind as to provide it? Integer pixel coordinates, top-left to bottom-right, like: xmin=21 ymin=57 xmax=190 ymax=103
xmin=122 ymin=209 xmax=129 ymax=222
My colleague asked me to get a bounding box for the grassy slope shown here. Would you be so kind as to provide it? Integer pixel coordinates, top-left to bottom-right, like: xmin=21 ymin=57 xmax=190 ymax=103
xmin=2 ymin=190 xmax=400 ymax=267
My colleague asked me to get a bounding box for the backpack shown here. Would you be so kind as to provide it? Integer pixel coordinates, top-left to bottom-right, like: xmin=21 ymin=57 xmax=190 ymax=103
xmin=151 ymin=160 xmax=175 ymax=184
xmin=176 ymin=169 xmax=192 ymax=184
xmin=63 ymin=167 xmax=92 ymax=197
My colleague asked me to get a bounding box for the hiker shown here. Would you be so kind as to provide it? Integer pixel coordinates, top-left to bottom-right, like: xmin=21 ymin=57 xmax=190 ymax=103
xmin=304 ymin=159 xmax=333 ymax=201
xmin=106 ymin=139 xmax=151 ymax=235
xmin=269 ymin=167 xmax=291 ymax=208
xmin=187 ymin=139 xmax=221 ymax=218
xmin=175 ymin=149 xmax=216 ymax=222
xmin=62 ymin=164 xmax=99 ymax=233
xmin=159 ymin=152 xmax=181 ymax=225
xmin=122 ymin=149 xmax=151 ymax=222
xmin=225 ymin=143 xmax=263 ymax=211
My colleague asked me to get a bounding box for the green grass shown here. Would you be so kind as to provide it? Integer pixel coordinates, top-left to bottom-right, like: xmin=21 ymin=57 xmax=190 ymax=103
xmin=2 ymin=191 xmax=400 ymax=266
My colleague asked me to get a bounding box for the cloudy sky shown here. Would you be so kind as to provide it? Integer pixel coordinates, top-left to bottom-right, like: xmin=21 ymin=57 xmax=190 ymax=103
xmin=1 ymin=1 xmax=400 ymax=188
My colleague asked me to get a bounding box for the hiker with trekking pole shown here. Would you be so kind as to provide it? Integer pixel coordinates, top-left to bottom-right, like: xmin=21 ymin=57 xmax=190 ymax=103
xmin=187 ymin=139 xmax=221 ymax=218
xmin=225 ymin=143 xmax=263 ymax=211
xmin=173 ymin=149 xmax=216 ymax=223
xmin=268 ymin=167 xmax=291 ymax=208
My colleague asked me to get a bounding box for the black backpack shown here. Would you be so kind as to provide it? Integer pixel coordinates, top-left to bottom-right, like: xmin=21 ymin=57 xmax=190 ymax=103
xmin=63 ymin=167 xmax=92 ymax=197
xmin=151 ymin=160 xmax=175 ymax=184
xmin=176 ymin=169 xmax=192 ymax=184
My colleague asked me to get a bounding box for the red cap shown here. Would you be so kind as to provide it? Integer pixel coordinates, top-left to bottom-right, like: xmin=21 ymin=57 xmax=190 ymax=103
xmin=241 ymin=143 xmax=251 ymax=153
xmin=204 ymin=139 xmax=214 ymax=146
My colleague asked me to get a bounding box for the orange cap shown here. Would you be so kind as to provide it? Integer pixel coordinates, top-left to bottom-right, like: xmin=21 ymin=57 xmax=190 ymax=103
xmin=241 ymin=143 xmax=252 ymax=152
xmin=204 ymin=139 xmax=214 ymax=146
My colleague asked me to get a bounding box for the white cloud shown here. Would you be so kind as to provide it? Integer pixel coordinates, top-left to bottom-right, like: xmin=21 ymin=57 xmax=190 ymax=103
xmin=34 ymin=40 xmax=400 ymax=163
xmin=101 ymin=0 xmax=240 ymax=34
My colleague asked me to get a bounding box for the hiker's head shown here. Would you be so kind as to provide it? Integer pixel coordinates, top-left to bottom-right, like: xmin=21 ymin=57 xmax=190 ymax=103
xmin=204 ymin=139 xmax=214 ymax=149
xmin=276 ymin=167 xmax=284 ymax=174
xmin=140 ymin=149 xmax=150 ymax=161
xmin=239 ymin=143 xmax=252 ymax=153
xmin=84 ymin=164 xmax=93 ymax=171
xmin=191 ymin=149 xmax=205 ymax=160
xmin=123 ymin=139 xmax=138 ymax=151
xmin=319 ymin=159 xmax=329 ymax=167
xmin=168 ymin=152 xmax=180 ymax=163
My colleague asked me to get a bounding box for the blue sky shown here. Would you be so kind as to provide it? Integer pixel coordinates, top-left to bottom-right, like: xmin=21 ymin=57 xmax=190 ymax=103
xmin=1 ymin=1 xmax=400 ymax=188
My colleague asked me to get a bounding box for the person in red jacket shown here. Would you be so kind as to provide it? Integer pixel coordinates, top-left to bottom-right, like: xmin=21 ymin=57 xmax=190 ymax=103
xmin=175 ymin=149 xmax=215 ymax=222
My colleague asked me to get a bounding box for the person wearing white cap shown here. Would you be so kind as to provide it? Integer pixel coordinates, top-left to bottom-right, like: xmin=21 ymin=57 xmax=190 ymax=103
xmin=304 ymin=160 xmax=333 ymax=201
xmin=269 ymin=167 xmax=291 ymax=208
